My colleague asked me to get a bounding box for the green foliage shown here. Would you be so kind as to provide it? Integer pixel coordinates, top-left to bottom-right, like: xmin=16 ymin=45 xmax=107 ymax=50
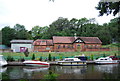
xmin=18 ymin=58 xmax=25 ymax=62
xmin=48 ymin=54 xmax=52 ymax=61
xmin=39 ymin=56 xmax=42 ymax=61
xmin=1 ymin=17 xmax=119 ymax=46
xmin=44 ymin=71 xmax=59 ymax=80
xmin=7 ymin=56 xmax=15 ymax=62
xmin=96 ymin=2 xmax=119 ymax=16
xmin=14 ymin=24 xmax=32 ymax=40
xmin=32 ymin=54 xmax=35 ymax=60
xmin=52 ymin=57 xmax=56 ymax=61
xmin=90 ymin=54 xmax=94 ymax=60
xmin=1 ymin=26 xmax=16 ymax=46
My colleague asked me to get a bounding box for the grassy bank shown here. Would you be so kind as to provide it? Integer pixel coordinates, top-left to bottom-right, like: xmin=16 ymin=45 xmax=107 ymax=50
xmin=1 ymin=43 xmax=120 ymax=61
xmin=1 ymin=51 xmax=119 ymax=61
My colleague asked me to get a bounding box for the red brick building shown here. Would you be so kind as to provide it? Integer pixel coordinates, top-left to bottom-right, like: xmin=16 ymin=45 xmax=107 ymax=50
xmin=33 ymin=36 xmax=109 ymax=52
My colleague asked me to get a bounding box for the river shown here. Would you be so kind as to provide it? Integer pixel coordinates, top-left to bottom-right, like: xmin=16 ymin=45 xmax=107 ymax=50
xmin=1 ymin=64 xmax=120 ymax=80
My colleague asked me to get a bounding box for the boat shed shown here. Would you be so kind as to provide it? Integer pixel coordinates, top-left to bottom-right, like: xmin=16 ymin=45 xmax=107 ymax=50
xmin=10 ymin=40 xmax=33 ymax=52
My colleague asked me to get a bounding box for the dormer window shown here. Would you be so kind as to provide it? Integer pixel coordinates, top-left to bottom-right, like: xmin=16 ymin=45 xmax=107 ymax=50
xmin=75 ymin=39 xmax=83 ymax=43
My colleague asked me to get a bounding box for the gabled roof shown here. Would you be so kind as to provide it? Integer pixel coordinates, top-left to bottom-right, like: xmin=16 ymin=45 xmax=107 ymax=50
xmin=79 ymin=37 xmax=102 ymax=44
xmin=33 ymin=39 xmax=53 ymax=46
xmin=53 ymin=36 xmax=75 ymax=43
xmin=53 ymin=36 xmax=102 ymax=44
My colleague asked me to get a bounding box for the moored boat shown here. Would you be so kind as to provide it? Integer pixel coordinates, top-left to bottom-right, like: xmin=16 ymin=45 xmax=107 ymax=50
xmin=23 ymin=60 xmax=50 ymax=66
xmin=57 ymin=58 xmax=87 ymax=66
xmin=94 ymin=56 xmax=119 ymax=64
xmin=0 ymin=55 xmax=8 ymax=66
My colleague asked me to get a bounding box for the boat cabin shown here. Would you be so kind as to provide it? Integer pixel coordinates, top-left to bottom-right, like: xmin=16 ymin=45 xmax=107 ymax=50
xmin=63 ymin=58 xmax=81 ymax=61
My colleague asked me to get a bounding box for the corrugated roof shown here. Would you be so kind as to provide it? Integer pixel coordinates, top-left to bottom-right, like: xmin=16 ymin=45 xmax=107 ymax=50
xmin=53 ymin=36 xmax=102 ymax=44
xmin=33 ymin=39 xmax=53 ymax=46
xmin=10 ymin=40 xmax=33 ymax=43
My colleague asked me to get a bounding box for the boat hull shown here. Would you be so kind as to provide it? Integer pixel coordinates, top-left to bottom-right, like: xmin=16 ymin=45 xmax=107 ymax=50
xmin=23 ymin=60 xmax=50 ymax=66
xmin=57 ymin=61 xmax=87 ymax=66
xmin=95 ymin=60 xmax=119 ymax=65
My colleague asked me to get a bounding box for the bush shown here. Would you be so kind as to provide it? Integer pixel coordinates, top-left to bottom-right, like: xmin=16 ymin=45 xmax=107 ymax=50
xmin=32 ymin=54 xmax=35 ymax=60
xmin=20 ymin=58 xmax=25 ymax=62
xmin=53 ymin=57 xmax=56 ymax=61
xmin=7 ymin=56 xmax=15 ymax=62
xmin=48 ymin=54 xmax=52 ymax=61
xmin=39 ymin=56 xmax=42 ymax=61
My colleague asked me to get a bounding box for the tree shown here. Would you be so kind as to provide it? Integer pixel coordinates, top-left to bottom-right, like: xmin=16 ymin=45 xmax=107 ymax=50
xmin=107 ymin=17 xmax=119 ymax=42
xmin=32 ymin=54 xmax=35 ymax=60
xmin=1 ymin=26 xmax=16 ymax=47
xmin=14 ymin=24 xmax=32 ymax=39
xmin=96 ymin=1 xmax=120 ymax=16
xmin=31 ymin=26 xmax=49 ymax=39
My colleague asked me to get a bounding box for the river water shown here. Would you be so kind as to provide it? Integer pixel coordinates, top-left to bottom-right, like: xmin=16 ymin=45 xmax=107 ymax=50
xmin=1 ymin=64 xmax=120 ymax=80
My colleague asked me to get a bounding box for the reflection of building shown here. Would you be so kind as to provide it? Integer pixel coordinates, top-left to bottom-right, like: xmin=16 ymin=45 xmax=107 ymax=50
xmin=33 ymin=36 xmax=110 ymax=52
xmin=10 ymin=40 xmax=33 ymax=52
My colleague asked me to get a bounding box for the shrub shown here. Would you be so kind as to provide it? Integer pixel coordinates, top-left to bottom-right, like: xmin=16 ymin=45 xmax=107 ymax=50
xmin=7 ymin=56 xmax=15 ymax=62
xmin=20 ymin=58 xmax=25 ymax=62
xmin=39 ymin=56 xmax=42 ymax=61
xmin=53 ymin=57 xmax=56 ymax=61
xmin=48 ymin=54 xmax=52 ymax=61
xmin=32 ymin=54 xmax=35 ymax=60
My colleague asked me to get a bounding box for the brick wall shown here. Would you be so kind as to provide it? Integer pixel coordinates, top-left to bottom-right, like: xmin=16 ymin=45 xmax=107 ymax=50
xmin=85 ymin=48 xmax=110 ymax=51
xmin=54 ymin=44 xmax=75 ymax=52
xmin=34 ymin=46 xmax=53 ymax=52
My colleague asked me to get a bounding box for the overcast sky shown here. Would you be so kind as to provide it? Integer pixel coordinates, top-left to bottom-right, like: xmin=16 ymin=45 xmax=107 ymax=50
xmin=0 ymin=0 xmax=117 ymax=30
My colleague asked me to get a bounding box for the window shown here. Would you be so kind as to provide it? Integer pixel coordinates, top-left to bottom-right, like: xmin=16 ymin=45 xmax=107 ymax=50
xmin=63 ymin=45 xmax=65 ymax=48
xmin=85 ymin=45 xmax=88 ymax=48
xmin=68 ymin=45 xmax=70 ymax=48
xmin=75 ymin=39 xmax=82 ymax=43
xmin=57 ymin=45 xmax=60 ymax=49
xmin=46 ymin=47 xmax=50 ymax=50
xmin=42 ymin=41 xmax=45 ymax=42
xmin=77 ymin=44 xmax=80 ymax=46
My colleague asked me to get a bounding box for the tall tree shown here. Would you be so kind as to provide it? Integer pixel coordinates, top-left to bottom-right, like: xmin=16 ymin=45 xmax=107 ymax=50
xmin=108 ymin=17 xmax=119 ymax=43
xmin=31 ymin=26 xmax=49 ymax=40
xmin=1 ymin=26 xmax=16 ymax=47
xmin=96 ymin=1 xmax=120 ymax=16
xmin=14 ymin=24 xmax=32 ymax=39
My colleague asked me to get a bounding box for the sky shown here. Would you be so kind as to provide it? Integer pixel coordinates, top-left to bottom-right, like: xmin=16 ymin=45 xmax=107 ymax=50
xmin=0 ymin=0 xmax=117 ymax=31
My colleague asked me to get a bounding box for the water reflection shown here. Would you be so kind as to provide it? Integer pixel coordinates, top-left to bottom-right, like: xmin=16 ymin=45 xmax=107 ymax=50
xmin=2 ymin=64 xmax=120 ymax=79
xmin=0 ymin=67 xmax=7 ymax=73
xmin=94 ymin=64 xmax=118 ymax=73
xmin=0 ymin=67 xmax=7 ymax=80
xmin=54 ymin=66 xmax=87 ymax=74
xmin=23 ymin=66 xmax=49 ymax=73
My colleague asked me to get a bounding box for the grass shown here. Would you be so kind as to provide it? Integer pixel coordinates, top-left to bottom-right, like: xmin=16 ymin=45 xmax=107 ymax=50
xmin=1 ymin=51 xmax=119 ymax=61
xmin=1 ymin=43 xmax=120 ymax=61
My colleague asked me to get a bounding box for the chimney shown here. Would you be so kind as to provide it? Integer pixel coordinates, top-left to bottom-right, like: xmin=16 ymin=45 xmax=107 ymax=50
xmin=74 ymin=33 xmax=77 ymax=39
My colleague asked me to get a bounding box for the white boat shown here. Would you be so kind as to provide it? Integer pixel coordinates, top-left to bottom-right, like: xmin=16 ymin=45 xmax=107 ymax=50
xmin=94 ymin=56 xmax=119 ymax=64
xmin=0 ymin=55 xmax=8 ymax=66
xmin=23 ymin=60 xmax=50 ymax=66
xmin=57 ymin=58 xmax=86 ymax=66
